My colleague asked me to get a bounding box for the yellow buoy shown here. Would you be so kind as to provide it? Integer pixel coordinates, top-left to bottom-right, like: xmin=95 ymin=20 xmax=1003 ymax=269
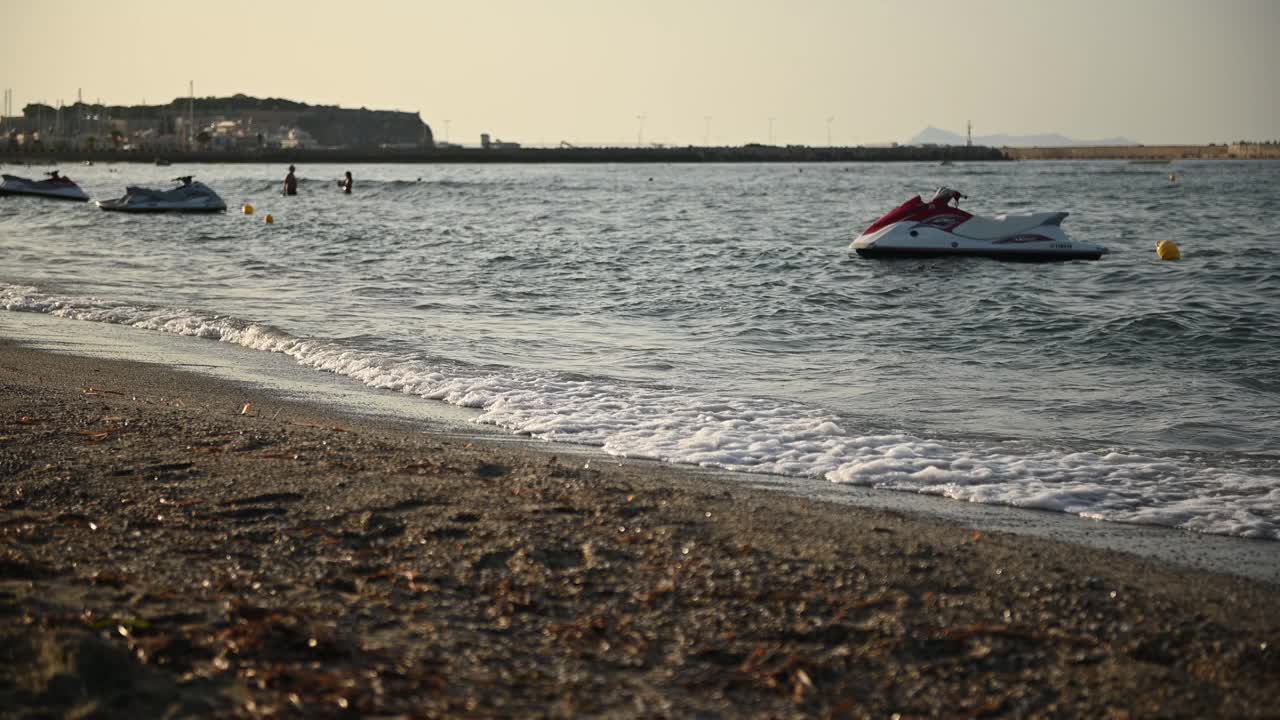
xmin=1156 ymin=240 xmax=1181 ymax=261
xmin=242 ymin=203 xmax=254 ymax=215
xmin=264 ymin=214 xmax=274 ymax=225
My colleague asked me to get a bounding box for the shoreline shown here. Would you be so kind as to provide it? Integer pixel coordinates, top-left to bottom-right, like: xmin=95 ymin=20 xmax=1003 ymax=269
xmin=6 ymin=310 xmax=1279 ymax=585
xmin=1 ymin=338 xmax=1278 ymax=715
xmin=5 ymin=144 xmax=1278 ymax=166
xmin=1 ymin=145 xmax=1005 ymax=165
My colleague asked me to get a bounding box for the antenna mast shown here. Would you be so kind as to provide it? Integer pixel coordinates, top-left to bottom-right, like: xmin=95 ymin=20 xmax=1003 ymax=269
xmin=188 ymin=81 xmax=194 ymax=149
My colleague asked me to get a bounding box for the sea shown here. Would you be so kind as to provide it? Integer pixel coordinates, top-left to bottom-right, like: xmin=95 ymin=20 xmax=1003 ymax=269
xmin=2 ymin=160 xmax=1278 ymax=543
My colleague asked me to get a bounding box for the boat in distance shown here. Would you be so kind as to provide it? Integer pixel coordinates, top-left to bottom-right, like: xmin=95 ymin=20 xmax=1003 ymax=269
xmin=851 ymin=187 xmax=1108 ymax=261
xmin=97 ymin=176 xmax=227 ymax=213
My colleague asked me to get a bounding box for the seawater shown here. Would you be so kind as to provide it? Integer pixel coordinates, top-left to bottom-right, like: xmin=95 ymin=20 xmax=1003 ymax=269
xmin=2 ymin=161 xmax=1278 ymax=540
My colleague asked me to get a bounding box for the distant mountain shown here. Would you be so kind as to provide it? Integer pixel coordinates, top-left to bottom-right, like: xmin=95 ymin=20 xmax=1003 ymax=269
xmin=910 ymin=126 xmax=1136 ymax=148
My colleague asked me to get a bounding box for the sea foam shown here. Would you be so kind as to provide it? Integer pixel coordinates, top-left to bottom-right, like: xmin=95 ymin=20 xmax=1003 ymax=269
xmin=3 ymin=282 xmax=1277 ymax=540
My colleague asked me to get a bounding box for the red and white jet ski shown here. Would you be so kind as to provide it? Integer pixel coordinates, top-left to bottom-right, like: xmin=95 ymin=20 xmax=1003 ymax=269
xmin=0 ymin=171 xmax=90 ymax=201
xmin=851 ymin=188 xmax=1107 ymax=261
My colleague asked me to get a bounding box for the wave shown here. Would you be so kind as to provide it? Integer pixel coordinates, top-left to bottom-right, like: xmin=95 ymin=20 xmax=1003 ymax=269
xmin=3 ymin=281 xmax=1277 ymax=541
xmin=1099 ymin=168 xmax=1180 ymax=176
xmin=245 ymin=177 xmax=492 ymax=194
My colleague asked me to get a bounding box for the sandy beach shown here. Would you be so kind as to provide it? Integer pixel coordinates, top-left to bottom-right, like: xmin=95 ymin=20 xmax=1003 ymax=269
xmin=1 ymin=340 xmax=1277 ymax=718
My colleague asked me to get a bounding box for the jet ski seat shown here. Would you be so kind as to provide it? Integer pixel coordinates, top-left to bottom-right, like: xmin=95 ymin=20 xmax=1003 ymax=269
xmin=124 ymin=186 xmax=168 ymax=199
xmin=953 ymin=212 xmax=1068 ymax=240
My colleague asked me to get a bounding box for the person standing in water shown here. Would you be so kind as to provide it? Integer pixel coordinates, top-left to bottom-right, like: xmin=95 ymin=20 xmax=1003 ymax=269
xmin=340 ymin=171 xmax=352 ymax=194
xmin=283 ymin=165 xmax=298 ymax=196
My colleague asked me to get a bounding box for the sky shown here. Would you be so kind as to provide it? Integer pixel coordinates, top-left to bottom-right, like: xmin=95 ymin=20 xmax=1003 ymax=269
xmin=2 ymin=0 xmax=1278 ymax=147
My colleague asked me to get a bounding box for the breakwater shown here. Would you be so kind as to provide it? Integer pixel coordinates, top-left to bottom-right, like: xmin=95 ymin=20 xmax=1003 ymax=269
xmin=7 ymin=143 xmax=1278 ymax=166
xmin=0 ymin=144 xmax=1004 ymax=165
xmin=1003 ymin=143 xmax=1280 ymax=160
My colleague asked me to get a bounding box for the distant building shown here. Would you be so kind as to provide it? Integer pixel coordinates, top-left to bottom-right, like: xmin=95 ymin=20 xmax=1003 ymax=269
xmin=131 ymin=129 xmax=184 ymax=150
xmin=204 ymin=119 xmax=258 ymax=150
xmin=481 ymin=133 xmax=520 ymax=149
xmin=281 ymin=128 xmax=316 ymax=149
xmin=1228 ymin=141 xmax=1280 ymax=159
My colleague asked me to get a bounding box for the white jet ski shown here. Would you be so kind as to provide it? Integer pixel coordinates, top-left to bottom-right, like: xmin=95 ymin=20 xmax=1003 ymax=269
xmin=0 ymin=171 xmax=90 ymax=201
xmin=851 ymin=187 xmax=1108 ymax=261
xmin=97 ymin=176 xmax=227 ymax=213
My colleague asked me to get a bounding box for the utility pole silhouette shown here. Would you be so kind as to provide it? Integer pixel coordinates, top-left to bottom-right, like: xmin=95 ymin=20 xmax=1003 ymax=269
xmin=188 ymin=81 xmax=195 ymax=150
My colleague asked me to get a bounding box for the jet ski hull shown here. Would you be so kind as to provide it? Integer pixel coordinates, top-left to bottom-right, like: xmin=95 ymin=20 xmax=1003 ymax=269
xmin=854 ymin=245 xmax=1107 ymax=262
xmin=0 ymin=188 xmax=90 ymax=201
xmin=97 ymin=201 xmax=227 ymax=213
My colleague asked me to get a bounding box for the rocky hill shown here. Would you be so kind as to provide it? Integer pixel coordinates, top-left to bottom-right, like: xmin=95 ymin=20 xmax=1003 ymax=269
xmin=19 ymin=94 xmax=433 ymax=148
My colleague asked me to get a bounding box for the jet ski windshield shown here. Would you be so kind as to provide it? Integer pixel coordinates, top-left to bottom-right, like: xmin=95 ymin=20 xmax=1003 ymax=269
xmin=930 ymin=186 xmax=967 ymax=207
xmin=862 ymin=196 xmax=926 ymax=235
xmin=123 ymin=186 xmax=168 ymax=200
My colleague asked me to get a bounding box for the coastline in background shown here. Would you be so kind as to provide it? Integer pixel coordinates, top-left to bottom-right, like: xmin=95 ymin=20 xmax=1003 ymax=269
xmin=4 ymin=142 xmax=1279 ymax=165
xmin=1 ymin=144 xmax=1006 ymax=165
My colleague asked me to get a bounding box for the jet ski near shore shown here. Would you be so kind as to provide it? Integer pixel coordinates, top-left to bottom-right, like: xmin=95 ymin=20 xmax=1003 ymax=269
xmin=97 ymin=176 xmax=227 ymax=213
xmin=851 ymin=187 xmax=1108 ymax=261
xmin=0 ymin=171 xmax=90 ymax=201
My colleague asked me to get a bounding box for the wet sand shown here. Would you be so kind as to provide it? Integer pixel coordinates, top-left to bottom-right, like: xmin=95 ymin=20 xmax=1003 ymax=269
xmin=1 ymin=341 xmax=1277 ymax=718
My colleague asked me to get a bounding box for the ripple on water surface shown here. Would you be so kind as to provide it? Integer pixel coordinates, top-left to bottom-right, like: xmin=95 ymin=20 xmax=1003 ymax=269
xmin=2 ymin=160 xmax=1278 ymax=540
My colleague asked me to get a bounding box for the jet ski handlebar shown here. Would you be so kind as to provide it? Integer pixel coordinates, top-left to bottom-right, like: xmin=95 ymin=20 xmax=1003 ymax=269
xmin=172 ymin=176 xmax=194 ymax=185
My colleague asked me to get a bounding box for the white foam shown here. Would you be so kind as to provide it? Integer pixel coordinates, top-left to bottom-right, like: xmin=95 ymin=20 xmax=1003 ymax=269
xmin=3 ymin=282 xmax=1277 ymax=541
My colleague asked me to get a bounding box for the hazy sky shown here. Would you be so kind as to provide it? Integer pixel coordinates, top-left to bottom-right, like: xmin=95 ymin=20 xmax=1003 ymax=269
xmin=3 ymin=0 xmax=1277 ymax=146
